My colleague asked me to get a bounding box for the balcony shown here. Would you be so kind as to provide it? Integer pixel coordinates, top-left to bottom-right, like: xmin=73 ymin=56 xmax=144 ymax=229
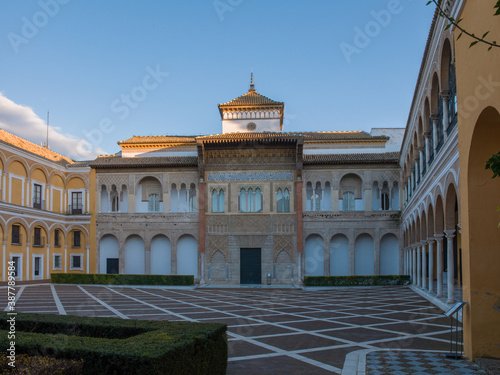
xmin=33 ymin=198 xmax=45 ymax=210
xmin=32 ymin=236 xmax=46 ymax=247
xmin=69 ymin=205 xmax=83 ymax=215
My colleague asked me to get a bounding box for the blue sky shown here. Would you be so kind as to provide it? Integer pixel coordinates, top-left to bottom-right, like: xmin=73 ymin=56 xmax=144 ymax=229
xmin=0 ymin=1 xmax=435 ymax=160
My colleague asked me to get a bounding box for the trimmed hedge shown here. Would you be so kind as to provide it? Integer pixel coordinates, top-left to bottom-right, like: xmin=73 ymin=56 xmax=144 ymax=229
xmin=304 ymin=275 xmax=411 ymax=287
xmin=51 ymin=273 xmax=194 ymax=286
xmin=0 ymin=353 xmax=84 ymax=374
xmin=0 ymin=313 xmax=227 ymax=375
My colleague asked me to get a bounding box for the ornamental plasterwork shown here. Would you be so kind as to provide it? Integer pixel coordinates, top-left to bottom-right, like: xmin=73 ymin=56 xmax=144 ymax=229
xmin=230 ymin=215 xmax=270 ymax=233
xmin=208 ymin=171 xmax=293 ymax=182
xmin=206 ymin=215 xmax=229 ymax=234
xmin=97 ymin=175 xmax=129 ymax=190
xmin=207 ymin=235 xmax=228 ymax=262
xmin=303 ymin=171 xmax=332 ymax=186
xmin=205 ymin=149 xmax=295 ymax=165
xmin=168 ymin=172 xmax=197 ymax=188
xmin=272 ymin=214 xmax=295 ymax=233
xmin=273 ymin=235 xmax=294 ymax=262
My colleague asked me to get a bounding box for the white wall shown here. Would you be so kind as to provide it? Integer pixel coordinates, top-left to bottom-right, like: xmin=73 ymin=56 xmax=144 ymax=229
xmin=125 ymin=236 xmax=145 ymax=274
xmin=99 ymin=235 xmax=119 ymax=274
xmin=330 ymin=235 xmax=349 ymax=276
xmin=222 ymin=118 xmax=281 ymax=133
xmin=151 ymin=236 xmax=171 ymax=275
xmin=305 ymin=235 xmax=324 ymax=276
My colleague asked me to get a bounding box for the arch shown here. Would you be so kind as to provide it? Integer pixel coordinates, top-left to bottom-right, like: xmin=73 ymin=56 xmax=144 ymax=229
xmin=434 ymin=195 xmax=445 ymax=235
xmin=137 ymin=177 xmax=162 ymax=213
xmin=125 ymin=235 xmax=145 ymax=274
xmin=339 ymin=173 xmax=362 ymax=211
xmin=6 ymin=158 xmax=28 ymax=176
xmin=177 ymin=235 xmax=198 ymax=277
xmin=304 ymin=234 xmax=324 ymax=276
xmin=31 ymin=167 xmax=48 ymax=183
xmin=151 ymin=235 xmax=171 ymax=275
xmin=99 ymin=235 xmax=119 ymax=274
xmin=380 ymin=233 xmax=399 ymax=275
xmin=330 ymin=234 xmax=349 ymax=276
xmin=440 ymin=38 xmax=453 ymax=90
xmin=355 ymin=234 xmax=374 ymax=275
xmin=430 ymin=72 xmax=441 ymax=115
xmin=66 ymin=176 xmax=86 ymax=189
xmin=444 ymin=183 xmax=458 ymax=231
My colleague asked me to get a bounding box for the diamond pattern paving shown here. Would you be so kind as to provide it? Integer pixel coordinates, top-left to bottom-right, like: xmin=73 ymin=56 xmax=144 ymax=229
xmin=1 ymin=285 xmax=475 ymax=374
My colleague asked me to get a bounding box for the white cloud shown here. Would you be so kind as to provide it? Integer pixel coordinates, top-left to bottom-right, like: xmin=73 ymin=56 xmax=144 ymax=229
xmin=0 ymin=92 xmax=106 ymax=160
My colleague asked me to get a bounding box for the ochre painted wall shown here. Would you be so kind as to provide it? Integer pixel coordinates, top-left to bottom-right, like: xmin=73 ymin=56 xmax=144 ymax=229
xmin=455 ymin=0 xmax=500 ymax=360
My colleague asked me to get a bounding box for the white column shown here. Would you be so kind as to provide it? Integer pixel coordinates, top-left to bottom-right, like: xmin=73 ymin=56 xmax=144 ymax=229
xmin=26 ymin=178 xmax=31 ymax=207
xmin=412 ymin=246 xmax=417 ymax=284
xmin=2 ymin=241 xmax=5 ymax=281
xmin=26 ymin=242 xmax=30 ymax=281
xmin=445 ymin=230 xmax=456 ymax=304
xmin=312 ymin=187 xmax=316 ymax=211
xmin=64 ymin=246 xmax=68 ymax=273
xmin=86 ymin=246 xmax=90 ymax=274
xmin=441 ymin=91 xmax=450 ymax=139
xmin=107 ymin=191 xmax=111 ymax=212
xmin=424 ymin=134 xmax=430 ymax=169
xmin=427 ymin=238 xmax=435 ymax=294
xmin=85 ymin=189 xmax=89 ymax=213
xmin=200 ymin=253 xmax=205 ymax=285
xmin=417 ymin=244 xmax=421 ymax=286
xmin=2 ymin=172 xmax=7 ymax=201
xmin=421 ymin=242 xmax=427 ymax=290
xmin=46 ymin=244 xmax=50 ymax=280
xmin=432 ymin=115 xmax=439 ymax=154
xmin=435 ymin=234 xmax=444 ymax=298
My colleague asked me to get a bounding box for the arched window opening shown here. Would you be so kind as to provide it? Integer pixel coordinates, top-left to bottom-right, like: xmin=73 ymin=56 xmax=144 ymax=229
xmin=437 ymin=94 xmax=444 ymax=152
xmin=111 ymin=195 xmax=119 ymax=212
xmin=343 ymin=191 xmax=355 ymax=211
xmin=277 ymin=189 xmax=283 ymax=213
xmin=218 ymin=190 xmax=225 ymax=213
xmin=381 ymin=193 xmax=390 ymax=211
xmin=448 ymin=61 xmax=457 ymax=132
xmin=211 ymin=190 xmax=218 ymax=213
xmin=148 ymin=193 xmax=160 ymax=212
xmin=239 ymin=188 xmax=247 ymax=213
xmin=283 ymin=188 xmax=290 ymax=212
xmin=254 ymin=188 xmax=262 ymax=212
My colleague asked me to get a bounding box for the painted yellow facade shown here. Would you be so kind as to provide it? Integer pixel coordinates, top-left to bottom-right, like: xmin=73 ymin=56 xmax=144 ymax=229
xmin=454 ymin=0 xmax=500 ymax=361
xmin=0 ymin=130 xmax=93 ymax=282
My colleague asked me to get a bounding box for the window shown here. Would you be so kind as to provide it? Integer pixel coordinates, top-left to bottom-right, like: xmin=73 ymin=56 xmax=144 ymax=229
xmin=70 ymin=255 xmax=82 ymax=270
xmin=33 ymin=227 xmax=43 ymax=246
xmin=277 ymin=188 xmax=290 ymax=213
xmin=111 ymin=195 xmax=119 ymax=212
xmin=54 ymin=229 xmax=60 ymax=247
xmin=448 ymin=61 xmax=457 ymax=131
xmin=71 ymin=192 xmax=83 ymax=214
xmin=11 ymin=256 xmax=20 ymax=277
xmin=342 ymin=191 xmax=355 ymax=211
xmin=53 ymin=254 xmax=62 ymax=270
xmin=34 ymin=256 xmax=41 ymax=277
xmin=381 ymin=193 xmax=390 ymax=211
xmin=12 ymin=225 xmax=20 ymax=244
xmin=211 ymin=189 xmax=225 ymax=213
xmin=239 ymin=188 xmax=263 ymax=213
xmin=33 ymin=184 xmax=42 ymax=209
xmin=73 ymin=230 xmax=81 ymax=248
xmin=148 ymin=193 xmax=160 ymax=212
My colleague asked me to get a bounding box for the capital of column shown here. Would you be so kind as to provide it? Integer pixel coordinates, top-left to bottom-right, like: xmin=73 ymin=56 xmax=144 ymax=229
xmin=426 ymin=237 xmax=435 ymax=243
xmin=440 ymin=89 xmax=450 ymax=100
xmin=423 ymin=132 xmax=431 ymax=139
xmin=434 ymin=233 xmax=445 ymax=239
xmin=444 ymin=229 xmax=456 ymax=238
xmin=431 ymin=114 xmax=439 ymax=122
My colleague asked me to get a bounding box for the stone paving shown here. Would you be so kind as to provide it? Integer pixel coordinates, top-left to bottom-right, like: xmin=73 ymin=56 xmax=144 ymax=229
xmin=1 ymin=284 xmax=484 ymax=374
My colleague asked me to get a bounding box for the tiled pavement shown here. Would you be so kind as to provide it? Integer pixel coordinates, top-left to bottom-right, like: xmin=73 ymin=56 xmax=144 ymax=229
xmin=1 ymin=284 xmax=487 ymax=374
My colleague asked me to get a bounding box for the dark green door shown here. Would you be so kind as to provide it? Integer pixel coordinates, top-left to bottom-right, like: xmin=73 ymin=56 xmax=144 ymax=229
xmin=107 ymin=258 xmax=119 ymax=274
xmin=240 ymin=248 xmax=261 ymax=284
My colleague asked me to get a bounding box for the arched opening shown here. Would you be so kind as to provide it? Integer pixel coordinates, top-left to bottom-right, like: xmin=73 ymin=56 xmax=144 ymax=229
xmin=151 ymin=235 xmax=171 ymax=275
xmin=99 ymin=235 xmax=119 ymax=274
xmin=177 ymin=235 xmax=198 ymax=277
xmin=330 ymin=234 xmax=349 ymax=276
xmin=136 ymin=177 xmax=162 ymax=213
xmin=305 ymin=234 xmax=324 ymax=276
xmin=380 ymin=234 xmax=399 ymax=275
xmin=125 ymin=235 xmax=145 ymax=274
xmin=339 ymin=174 xmax=363 ymax=211
xmin=355 ymin=234 xmax=374 ymax=275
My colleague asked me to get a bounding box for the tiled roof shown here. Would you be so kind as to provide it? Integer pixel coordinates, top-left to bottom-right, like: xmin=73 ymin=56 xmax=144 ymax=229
xmin=304 ymin=152 xmax=400 ymax=165
xmin=89 ymin=155 xmax=198 ymax=169
xmin=198 ymin=131 xmax=388 ymax=142
xmin=0 ymin=129 xmax=74 ymax=165
xmin=118 ymin=135 xmax=197 ymax=145
xmin=219 ymin=89 xmax=283 ymax=107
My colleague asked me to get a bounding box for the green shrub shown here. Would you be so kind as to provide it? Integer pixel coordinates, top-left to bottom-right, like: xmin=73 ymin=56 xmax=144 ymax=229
xmin=303 ymin=275 xmax=411 ymax=287
xmin=0 ymin=313 xmax=227 ymax=375
xmin=0 ymin=353 xmax=84 ymax=375
xmin=50 ymin=273 xmax=194 ymax=286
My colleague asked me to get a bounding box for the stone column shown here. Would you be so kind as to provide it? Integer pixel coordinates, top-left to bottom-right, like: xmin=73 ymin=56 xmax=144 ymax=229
xmin=373 ymin=233 xmax=380 ymax=275
xmin=64 ymin=246 xmax=68 ymax=273
xmin=431 ymin=114 xmax=439 ymax=154
xmin=86 ymin=246 xmax=90 ymax=274
xmin=435 ymin=234 xmax=445 ymax=298
xmin=412 ymin=246 xmax=417 ymax=284
xmin=26 ymin=242 xmax=30 ymax=281
xmin=312 ymin=187 xmax=316 ymax=211
xmin=445 ymin=229 xmax=456 ymax=304
xmin=418 ymin=149 xmax=424 ymax=179
xmin=2 ymin=241 xmax=6 ymax=281
xmin=427 ymin=238 xmax=435 ymax=294
xmin=349 ymin=235 xmax=355 ymax=276
xmin=417 ymin=244 xmax=421 ymax=286
xmin=2 ymin=172 xmax=7 ymax=202
xmin=423 ymin=132 xmax=430 ymax=169
xmin=46 ymin=244 xmax=50 ymax=279
xmin=441 ymin=90 xmax=450 ymax=138
xmin=145 ymin=243 xmax=151 ymax=274
xmin=421 ymin=242 xmax=427 ymax=290
xmin=107 ymin=190 xmax=111 ymax=212
xmin=198 ymin=181 xmax=206 ymax=285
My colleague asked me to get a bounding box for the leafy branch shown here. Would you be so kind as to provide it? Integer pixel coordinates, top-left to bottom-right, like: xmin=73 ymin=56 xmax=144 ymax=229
xmin=427 ymin=0 xmax=500 ymax=50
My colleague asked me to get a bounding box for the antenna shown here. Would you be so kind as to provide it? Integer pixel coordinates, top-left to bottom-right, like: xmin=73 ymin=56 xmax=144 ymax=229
xmin=46 ymin=111 xmax=49 ymax=149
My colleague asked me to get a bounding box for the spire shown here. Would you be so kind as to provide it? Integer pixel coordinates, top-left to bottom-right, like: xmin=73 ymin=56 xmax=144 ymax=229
xmin=249 ymin=71 xmax=255 ymax=92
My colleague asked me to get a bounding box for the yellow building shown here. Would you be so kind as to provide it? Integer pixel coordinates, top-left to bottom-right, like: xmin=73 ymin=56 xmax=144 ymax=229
xmin=0 ymin=130 xmax=92 ymax=282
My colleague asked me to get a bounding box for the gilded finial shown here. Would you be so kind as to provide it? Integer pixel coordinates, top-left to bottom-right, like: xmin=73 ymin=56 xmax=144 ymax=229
xmin=249 ymin=70 xmax=255 ymax=91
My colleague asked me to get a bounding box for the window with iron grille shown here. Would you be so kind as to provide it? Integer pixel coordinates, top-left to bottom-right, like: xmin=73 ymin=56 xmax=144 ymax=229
xmin=73 ymin=230 xmax=81 ymax=248
xmin=12 ymin=225 xmax=20 ymax=244
xmin=33 ymin=184 xmax=42 ymax=209
xmin=72 ymin=192 xmax=83 ymax=214
xmin=54 ymin=229 xmax=60 ymax=247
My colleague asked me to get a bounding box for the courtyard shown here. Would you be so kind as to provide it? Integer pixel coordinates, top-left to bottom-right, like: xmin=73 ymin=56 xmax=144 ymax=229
xmin=3 ymin=284 xmax=467 ymax=374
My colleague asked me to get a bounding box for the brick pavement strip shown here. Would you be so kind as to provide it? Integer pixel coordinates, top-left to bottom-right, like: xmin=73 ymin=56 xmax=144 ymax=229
xmin=1 ymin=285 xmax=482 ymax=374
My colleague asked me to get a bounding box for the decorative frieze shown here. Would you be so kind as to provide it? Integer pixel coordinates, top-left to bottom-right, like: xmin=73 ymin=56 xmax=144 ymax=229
xmin=208 ymin=172 xmax=293 ymax=182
